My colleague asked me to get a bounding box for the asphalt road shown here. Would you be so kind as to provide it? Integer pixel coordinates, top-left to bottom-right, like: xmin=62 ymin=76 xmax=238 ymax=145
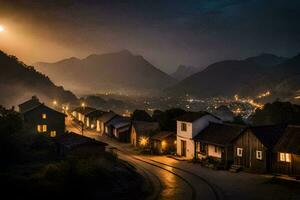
xmin=66 ymin=117 xmax=222 ymax=200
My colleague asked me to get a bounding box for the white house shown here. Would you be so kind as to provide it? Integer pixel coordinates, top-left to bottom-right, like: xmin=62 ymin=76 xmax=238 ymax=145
xmin=176 ymin=112 xmax=221 ymax=159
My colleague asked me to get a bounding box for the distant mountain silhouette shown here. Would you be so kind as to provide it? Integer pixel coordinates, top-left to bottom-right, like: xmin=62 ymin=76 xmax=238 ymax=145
xmin=36 ymin=50 xmax=175 ymax=95
xmin=0 ymin=50 xmax=77 ymax=107
xmin=170 ymin=65 xmax=198 ymax=81
xmin=166 ymin=53 xmax=300 ymax=100
xmin=245 ymin=53 xmax=287 ymax=66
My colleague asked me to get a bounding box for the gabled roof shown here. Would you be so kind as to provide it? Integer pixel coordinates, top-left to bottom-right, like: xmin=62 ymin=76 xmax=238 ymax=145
xmin=23 ymin=103 xmax=67 ymax=117
xmin=273 ymin=125 xmax=300 ymax=154
xmin=59 ymin=132 xmax=107 ymax=149
xmin=176 ymin=111 xmax=219 ymax=122
xmin=73 ymin=107 xmax=97 ymax=115
xmin=194 ymin=123 xmax=245 ymax=146
xmin=248 ymin=124 xmax=287 ymax=149
xmin=132 ymin=121 xmax=159 ymax=137
xmin=19 ymin=96 xmax=42 ymax=113
xmin=85 ymin=110 xmax=106 ymax=118
xmin=97 ymin=111 xmax=117 ymax=123
xmin=152 ymin=131 xmax=175 ymax=141
xmin=107 ymin=116 xmax=130 ymax=128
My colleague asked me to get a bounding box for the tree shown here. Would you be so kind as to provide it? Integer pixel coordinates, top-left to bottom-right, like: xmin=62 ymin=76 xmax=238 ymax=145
xmin=131 ymin=109 xmax=153 ymax=122
xmin=250 ymin=101 xmax=300 ymax=125
xmin=153 ymin=108 xmax=187 ymax=131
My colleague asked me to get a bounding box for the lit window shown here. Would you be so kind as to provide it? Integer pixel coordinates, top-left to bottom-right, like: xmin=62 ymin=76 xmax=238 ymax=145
xmin=42 ymin=114 xmax=47 ymax=119
xmin=105 ymin=126 xmax=108 ymax=133
xmin=279 ymin=153 xmax=291 ymax=163
xmin=181 ymin=123 xmax=187 ymax=131
xmin=237 ymin=148 xmax=243 ymax=157
xmin=215 ymin=146 xmax=218 ymax=153
xmin=37 ymin=125 xmax=42 ymax=133
xmin=256 ymin=150 xmax=263 ymax=160
xmin=50 ymin=131 xmax=56 ymax=137
xmin=42 ymin=125 xmax=47 ymax=132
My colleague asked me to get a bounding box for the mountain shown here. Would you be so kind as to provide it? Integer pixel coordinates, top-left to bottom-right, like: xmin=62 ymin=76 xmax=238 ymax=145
xmin=0 ymin=50 xmax=77 ymax=107
xmin=166 ymin=53 xmax=299 ymax=100
xmin=167 ymin=59 xmax=266 ymax=97
xmin=245 ymin=53 xmax=287 ymax=67
xmin=170 ymin=65 xmax=198 ymax=81
xmin=36 ymin=50 xmax=176 ymax=95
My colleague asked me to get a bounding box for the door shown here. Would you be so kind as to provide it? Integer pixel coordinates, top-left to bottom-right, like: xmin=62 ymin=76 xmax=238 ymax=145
xmin=181 ymin=140 xmax=186 ymax=157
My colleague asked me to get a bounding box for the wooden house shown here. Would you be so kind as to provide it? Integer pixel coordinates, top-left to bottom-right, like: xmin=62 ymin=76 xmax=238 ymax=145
xmin=106 ymin=116 xmax=131 ymax=141
xmin=176 ymin=111 xmax=221 ymax=159
xmin=96 ymin=111 xmax=117 ymax=134
xmin=232 ymin=125 xmax=286 ymax=173
xmin=151 ymin=131 xmax=176 ymax=154
xmin=58 ymin=132 xmax=107 ymax=156
xmin=130 ymin=121 xmax=159 ymax=147
xmin=19 ymin=97 xmax=66 ymax=137
xmin=193 ymin=123 xmax=245 ymax=168
xmin=85 ymin=110 xmax=105 ymax=129
xmin=272 ymin=125 xmax=300 ymax=178
xmin=72 ymin=106 xmax=96 ymax=126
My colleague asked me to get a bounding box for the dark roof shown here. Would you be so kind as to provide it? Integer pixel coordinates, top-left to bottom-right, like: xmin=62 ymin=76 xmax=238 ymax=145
xmin=73 ymin=107 xmax=96 ymax=115
xmin=97 ymin=111 xmax=117 ymax=123
xmin=152 ymin=131 xmax=175 ymax=141
xmin=19 ymin=96 xmax=42 ymax=113
xmin=194 ymin=123 xmax=245 ymax=146
xmin=132 ymin=121 xmax=159 ymax=137
xmin=273 ymin=125 xmax=300 ymax=154
xmin=23 ymin=103 xmax=67 ymax=117
xmin=59 ymin=132 xmax=107 ymax=149
xmin=85 ymin=110 xmax=106 ymax=118
xmin=176 ymin=111 xmax=219 ymax=122
xmin=107 ymin=116 xmax=130 ymax=127
xmin=248 ymin=124 xmax=287 ymax=149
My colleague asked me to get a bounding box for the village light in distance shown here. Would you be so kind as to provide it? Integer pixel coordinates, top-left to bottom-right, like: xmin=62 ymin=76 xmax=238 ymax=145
xmin=53 ymin=100 xmax=57 ymax=106
xmin=81 ymin=102 xmax=86 ymax=108
xmin=0 ymin=25 xmax=4 ymax=32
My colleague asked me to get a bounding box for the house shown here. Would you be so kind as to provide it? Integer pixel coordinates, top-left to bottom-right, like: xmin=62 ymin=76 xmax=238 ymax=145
xmin=151 ymin=131 xmax=176 ymax=154
xmin=176 ymin=111 xmax=221 ymax=159
xmin=18 ymin=96 xmax=41 ymax=113
xmin=72 ymin=106 xmax=96 ymax=126
xmin=194 ymin=123 xmax=245 ymax=167
xmin=19 ymin=97 xmax=66 ymax=137
xmin=96 ymin=111 xmax=117 ymax=134
xmin=85 ymin=110 xmax=105 ymax=129
xmin=106 ymin=116 xmax=131 ymax=141
xmin=58 ymin=132 xmax=108 ymax=156
xmin=130 ymin=121 xmax=159 ymax=147
xmin=232 ymin=125 xmax=286 ymax=173
xmin=272 ymin=125 xmax=300 ymax=178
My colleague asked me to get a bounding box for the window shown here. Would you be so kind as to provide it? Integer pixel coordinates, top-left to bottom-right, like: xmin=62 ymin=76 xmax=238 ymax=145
xmin=215 ymin=146 xmax=218 ymax=153
xmin=37 ymin=125 xmax=42 ymax=133
xmin=50 ymin=131 xmax=56 ymax=137
xmin=256 ymin=150 xmax=263 ymax=160
xmin=237 ymin=148 xmax=243 ymax=157
xmin=279 ymin=153 xmax=291 ymax=163
xmin=42 ymin=114 xmax=47 ymax=119
xmin=42 ymin=125 xmax=47 ymax=132
xmin=181 ymin=123 xmax=187 ymax=131
xmin=200 ymin=143 xmax=206 ymax=153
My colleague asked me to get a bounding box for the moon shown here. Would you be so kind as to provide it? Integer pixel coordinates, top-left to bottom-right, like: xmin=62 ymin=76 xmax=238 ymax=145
xmin=0 ymin=25 xmax=5 ymax=32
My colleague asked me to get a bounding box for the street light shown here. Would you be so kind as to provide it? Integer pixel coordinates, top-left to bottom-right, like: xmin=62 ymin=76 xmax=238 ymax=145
xmin=81 ymin=102 xmax=85 ymax=108
xmin=140 ymin=137 xmax=148 ymax=146
xmin=53 ymin=100 xmax=57 ymax=106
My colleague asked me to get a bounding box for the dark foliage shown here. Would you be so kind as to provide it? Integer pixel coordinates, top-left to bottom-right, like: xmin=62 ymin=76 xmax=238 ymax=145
xmin=251 ymin=101 xmax=300 ymax=125
xmin=131 ymin=109 xmax=153 ymax=122
xmin=152 ymin=108 xmax=187 ymax=131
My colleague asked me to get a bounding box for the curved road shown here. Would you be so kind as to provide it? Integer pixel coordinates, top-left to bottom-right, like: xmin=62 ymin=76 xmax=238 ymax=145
xmin=67 ymin=118 xmax=223 ymax=200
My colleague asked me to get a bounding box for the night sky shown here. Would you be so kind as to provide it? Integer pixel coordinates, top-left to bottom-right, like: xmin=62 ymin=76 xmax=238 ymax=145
xmin=0 ymin=0 xmax=299 ymax=73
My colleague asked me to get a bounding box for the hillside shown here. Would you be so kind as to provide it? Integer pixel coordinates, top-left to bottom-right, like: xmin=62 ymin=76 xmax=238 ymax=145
xmin=36 ymin=50 xmax=176 ymax=95
xmin=170 ymin=65 xmax=198 ymax=81
xmin=0 ymin=50 xmax=77 ymax=107
xmin=167 ymin=53 xmax=299 ymax=99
